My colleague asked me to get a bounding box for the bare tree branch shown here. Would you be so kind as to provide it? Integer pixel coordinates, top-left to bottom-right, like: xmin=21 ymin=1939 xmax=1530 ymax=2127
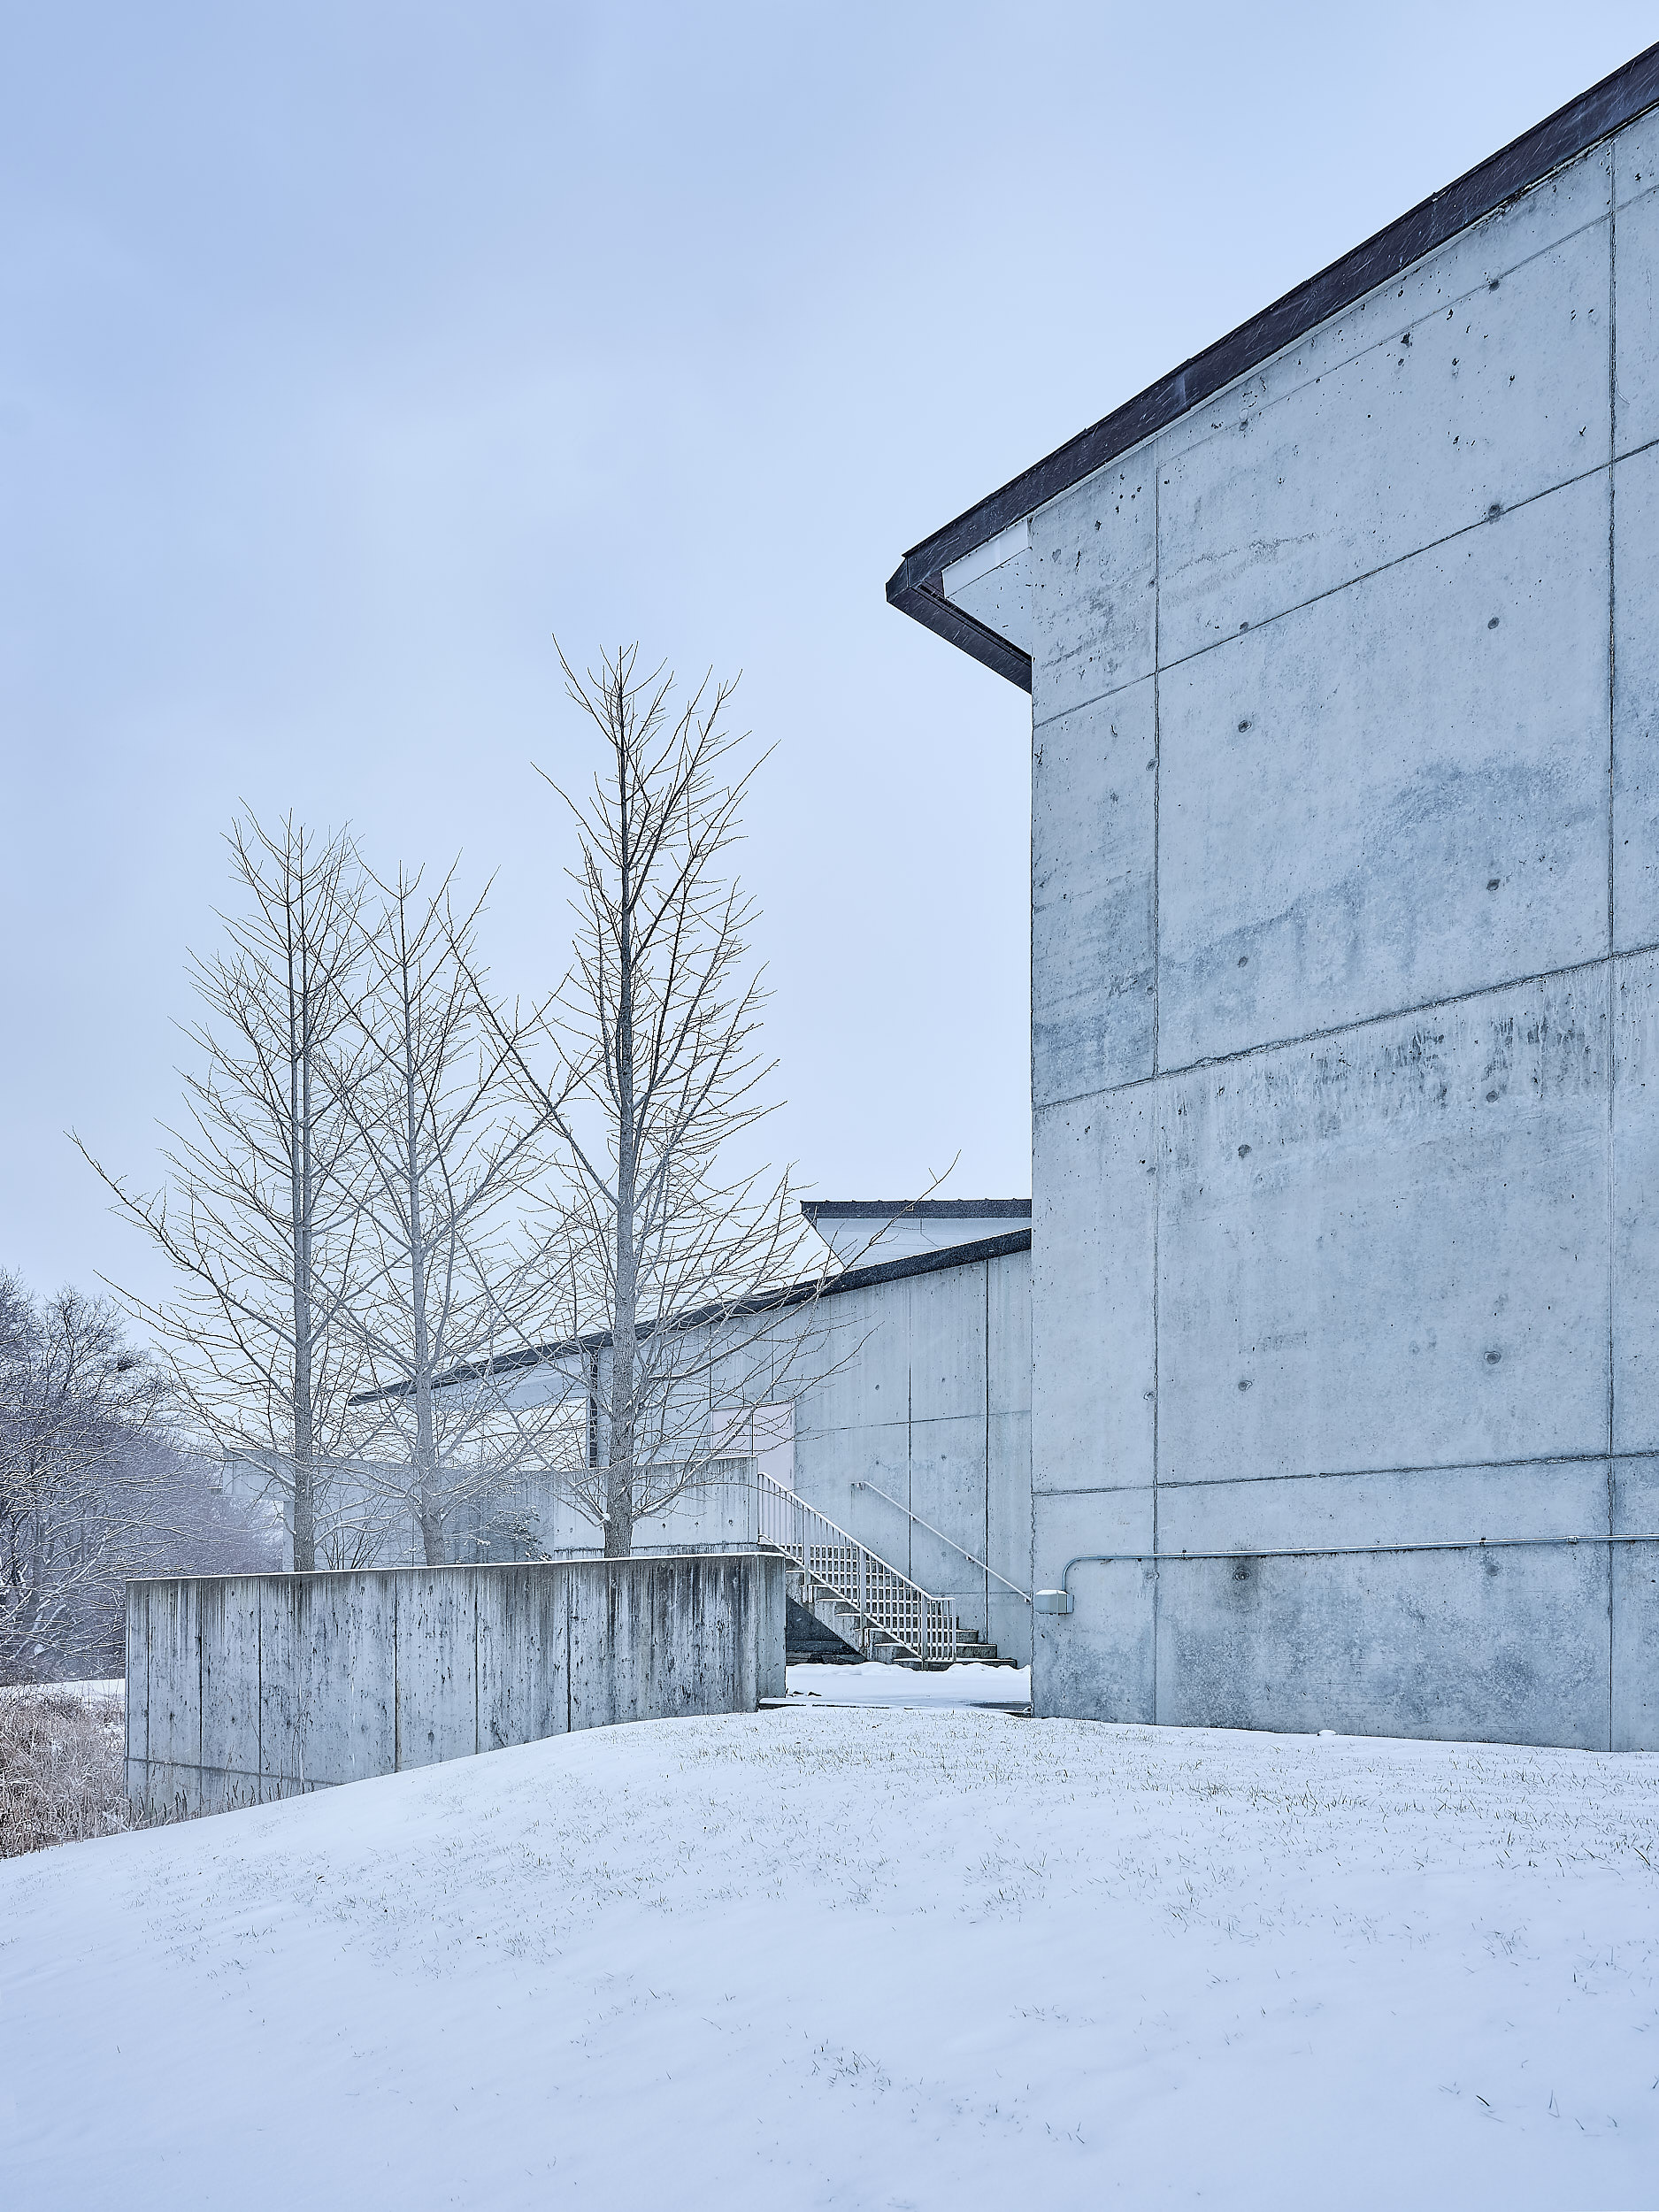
xmin=329 ymin=862 xmax=582 ymax=1563
xmin=73 ymin=813 xmax=368 ymax=1569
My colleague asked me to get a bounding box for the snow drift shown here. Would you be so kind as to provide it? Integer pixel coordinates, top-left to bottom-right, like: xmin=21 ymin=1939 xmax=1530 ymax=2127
xmin=3 ymin=1709 xmax=1657 ymax=2208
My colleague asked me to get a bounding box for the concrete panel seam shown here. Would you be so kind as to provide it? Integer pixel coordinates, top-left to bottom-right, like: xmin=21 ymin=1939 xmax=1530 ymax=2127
xmin=1060 ymin=1532 xmax=1659 ymax=1569
xmin=1037 ymin=941 xmax=1644 ymax=1113
xmin=1034 ymin=1482 xmax=1169 ymax=1498
xmin=1607 ymin=181 xmax=1619 ymax=1755
xmin=131 ymin=1758 xmax=303 ymax=1788
xmin=1032 ymin=661 xmax=1154 ymax=734
xmin=983 ymin=1263 xmax=991 ymax=1630
xmin=1066 ymin=1449 xmax=1645 ymax=1491
xmin=1152 ymin=453 xmax=1164 ymax=1719
xmin=1033 ymin=436 xmax=1659 ymax=740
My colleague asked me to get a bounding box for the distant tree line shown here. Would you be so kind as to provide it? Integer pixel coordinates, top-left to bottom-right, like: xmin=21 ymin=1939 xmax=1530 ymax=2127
xmin=0 ymin=1271 xmax=279 ymax=1684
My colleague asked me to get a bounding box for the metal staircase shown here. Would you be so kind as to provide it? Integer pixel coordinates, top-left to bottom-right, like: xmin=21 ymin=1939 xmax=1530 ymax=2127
xmin=757 ymin=1471 xmax=1010 ymax=1667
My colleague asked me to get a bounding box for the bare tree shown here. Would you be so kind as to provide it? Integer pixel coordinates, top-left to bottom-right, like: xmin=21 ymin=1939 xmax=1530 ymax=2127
xmin=0 ymin=1275 xmax=170 ymax=1681
xmin=332 ymin=864 xmax=581 ymax=1564
xmin=76 ymin=815 xmax=367 ymax=1570
xmin=477 ymin=645 xmax=839 ymax=1557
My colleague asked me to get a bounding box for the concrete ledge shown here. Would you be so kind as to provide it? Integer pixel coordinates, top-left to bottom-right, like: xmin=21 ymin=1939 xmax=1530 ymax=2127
xmin=126 ymin=1552 xmax=787 ymax=1818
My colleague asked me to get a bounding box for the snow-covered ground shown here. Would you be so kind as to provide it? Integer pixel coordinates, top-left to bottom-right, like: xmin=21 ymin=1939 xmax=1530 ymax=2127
xmin=4 ymin=1710 xmax=1657 ymax=2210
xmin=785 ymin=1660 xmax=1030 ymax=1707
xmin=0 ymin=1677 xmax=122 ymax=1701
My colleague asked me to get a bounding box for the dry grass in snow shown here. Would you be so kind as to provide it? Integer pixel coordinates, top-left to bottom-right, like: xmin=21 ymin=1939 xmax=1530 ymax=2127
xmin=0 ymin=1684 xmax=127 ymax=1857
xmin=2 ymin=1709 xmax=1657 ymax=2208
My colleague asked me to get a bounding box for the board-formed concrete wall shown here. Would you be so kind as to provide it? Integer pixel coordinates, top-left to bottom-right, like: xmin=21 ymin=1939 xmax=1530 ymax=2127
xmin=126 ymin=1551 xmax=786 ymax=1816
xmin=1028 ymin=121 xmax=1659 ymax=1747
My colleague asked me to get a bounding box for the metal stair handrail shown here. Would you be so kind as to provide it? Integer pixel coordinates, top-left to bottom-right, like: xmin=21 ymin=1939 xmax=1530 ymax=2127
xmin=851 ymin=1478 xmax=1033 ymax=1603
xmin=757 ymin=1471 xmax=958 ymax=1663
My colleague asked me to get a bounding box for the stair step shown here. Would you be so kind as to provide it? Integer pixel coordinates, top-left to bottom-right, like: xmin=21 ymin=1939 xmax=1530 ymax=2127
xmin=787 ymin=1594 xmax=861 ymax=1663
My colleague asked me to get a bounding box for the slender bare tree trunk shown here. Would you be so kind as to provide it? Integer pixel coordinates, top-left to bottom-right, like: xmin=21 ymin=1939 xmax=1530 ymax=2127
xmin=605 ymin=771 xmax=638 ymax=1557
xmin=402 ymin=972 xmax=444 ymax=1565
xmin=290 ymin=966 xmax=319 ymax=1570
xmin=280 ymin=830 xmax=344 ymax=1571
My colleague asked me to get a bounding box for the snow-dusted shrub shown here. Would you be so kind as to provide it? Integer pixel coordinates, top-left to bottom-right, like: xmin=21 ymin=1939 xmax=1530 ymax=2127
xmin=0 ymin=1687 xmax=127 ymax=1856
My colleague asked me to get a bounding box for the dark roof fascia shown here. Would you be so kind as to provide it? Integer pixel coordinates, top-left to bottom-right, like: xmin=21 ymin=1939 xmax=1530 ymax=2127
xmin=886 ymin=40 xmax=1659 ymax=693
xmin=803 ymin=1198 xmax=1032 ymax=1220
xmin=359 ymin=1227 xmax=1034 ymax=1403
xmin=785 ymin=1224 xmax=1029 ymax=1300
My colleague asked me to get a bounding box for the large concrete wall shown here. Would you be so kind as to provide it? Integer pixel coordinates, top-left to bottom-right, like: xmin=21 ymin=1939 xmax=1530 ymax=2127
xmin=1029 ymin=125 xmax=1659 ymax=1747
xmin=125 ymin=1552 xmax=786 ymax=1816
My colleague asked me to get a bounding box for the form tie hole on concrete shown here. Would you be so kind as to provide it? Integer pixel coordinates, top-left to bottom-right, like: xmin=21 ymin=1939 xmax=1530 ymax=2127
xmin=1486 ymin=1349 xmax=1502 ymax=1364
xmin=1486 ymin=504 xmax=1502 ymax=519
xmin=1238 ymin=954 xmax=1249 ymax=966
xmin=1238 ymin=1378 xmax=1252 ymax=1392
xmin=1487 ymin=878 xmax=1502 ymax=890
xmin=1489 ymin=276 xmax=1501 ymax=289
xmin=1238 ymin=718 xmax=1251 ymax=732
xmin=1238 ymin=1144 xmax=1252 ymax=1157
xmin=1488 ymin=616 xmax=1501 ymax=628
xmin=1486 ymin=1089 xmax=1499 ymax=1102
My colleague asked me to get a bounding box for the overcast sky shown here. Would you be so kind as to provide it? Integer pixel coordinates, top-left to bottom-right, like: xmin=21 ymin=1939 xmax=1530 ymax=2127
xmin=3 ymin=3 xmax=1654 ymax=1318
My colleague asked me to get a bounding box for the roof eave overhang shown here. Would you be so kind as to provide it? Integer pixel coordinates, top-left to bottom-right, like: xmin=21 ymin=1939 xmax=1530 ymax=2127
xmin=885 ymin=559 xmax=1033 ymax=692
xmin=887 ymin=40 xmax=1659 ymax=691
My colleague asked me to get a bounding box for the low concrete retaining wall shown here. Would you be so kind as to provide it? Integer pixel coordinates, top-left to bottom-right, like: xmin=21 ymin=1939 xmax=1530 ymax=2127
xmin=126 ymin=1552 xmax=786 ymax=1816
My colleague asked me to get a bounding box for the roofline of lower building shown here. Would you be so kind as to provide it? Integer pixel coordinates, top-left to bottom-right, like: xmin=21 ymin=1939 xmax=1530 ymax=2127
xmin=802 ymin=1198 xmax=1031 ymax=1219
xmin=349 ymin=1227 xmax=1033 ymax=1404
xmin=886 ymin=40 xmax=1659 ymax=692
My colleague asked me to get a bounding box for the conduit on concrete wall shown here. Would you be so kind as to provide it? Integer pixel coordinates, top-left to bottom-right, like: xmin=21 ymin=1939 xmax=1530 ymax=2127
xmin=125 ymin=1553 xmax=787 ymax=1817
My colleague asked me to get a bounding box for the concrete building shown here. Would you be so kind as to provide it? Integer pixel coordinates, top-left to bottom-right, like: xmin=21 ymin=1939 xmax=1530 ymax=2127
xmin=411 ymin=1207 xmax=1034 ymax=1665
xmin=800 ymin=1198 xmax=1031 ymax=1267
xmin=887 ymin=48 xmax=1659 ymax=1747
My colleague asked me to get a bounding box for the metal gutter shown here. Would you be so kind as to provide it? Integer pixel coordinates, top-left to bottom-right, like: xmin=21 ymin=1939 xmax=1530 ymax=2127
xmin=803 ymin=1198 xmax=1031 ymax=1221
